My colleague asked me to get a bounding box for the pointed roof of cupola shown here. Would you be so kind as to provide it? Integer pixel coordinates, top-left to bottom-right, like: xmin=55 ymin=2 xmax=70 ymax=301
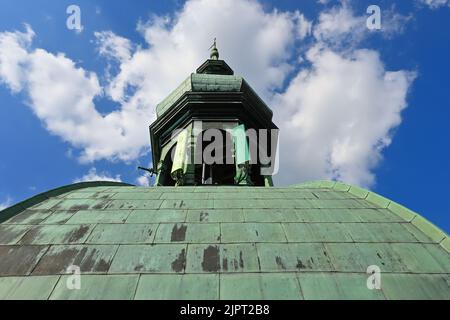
xmin=196 ymin=39 xmax=234 ymax=75
xmin=155 ymin=39 xmax=274 ymax=119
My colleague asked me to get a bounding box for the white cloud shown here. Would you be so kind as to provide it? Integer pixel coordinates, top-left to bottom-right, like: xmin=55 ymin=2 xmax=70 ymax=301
xmin=381 ymin=8 xmax=413 ymax=39
xmin=136 ymin=174 xmax=149 ymax=186
xmin=0 ymin=196 xmax=13 ymax=211
xmin=296 ymin=13 xmax=313 ymax=39
xmin=274 ymin=46 xmax=416 ymax=187
xmin=268 ymin=2 xmax=415 ymax=188
xmin=0 ymin=0 xmax=416 ymax=188
xmin=94 ymin=31 xmax=134 ymax=63
xmin=313 ymin=2 xmax=411 ymax=48
xmin=73 ymin=168 xmax=122 ymax=183
xmin=0 ymin=26 xmax=149 ymax=163
xmin=419 ymin=0 xmax=449 ymax=9
xmin=0 ymin=24 xmax=34 ymax=92
xmin=313 ymin=2 xmax=367 ymax=46
xmin=136 ymin=161 xmax=153 ymax=186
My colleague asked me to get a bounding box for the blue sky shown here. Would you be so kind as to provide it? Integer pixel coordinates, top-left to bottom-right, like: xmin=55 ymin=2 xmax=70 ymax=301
xmin=0 ymin=0 xmax=449 ymax=232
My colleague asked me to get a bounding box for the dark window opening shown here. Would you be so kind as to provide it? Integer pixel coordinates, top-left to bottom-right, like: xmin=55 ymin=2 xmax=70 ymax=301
xmin=158 ymin=145 xmax=176 ymax=186
xmin=195 ymin=129 xmax=236 ymax=185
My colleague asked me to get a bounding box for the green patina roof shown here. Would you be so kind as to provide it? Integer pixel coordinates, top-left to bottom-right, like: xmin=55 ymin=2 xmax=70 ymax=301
xmin=156 ymin=73 xmax=243 ymax=117
xmin=0 ymin=181 xmax=449 ymax=300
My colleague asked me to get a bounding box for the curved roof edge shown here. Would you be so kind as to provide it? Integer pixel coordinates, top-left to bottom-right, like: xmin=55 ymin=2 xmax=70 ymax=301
xmin=0 ymin=181 xmax=133 ymax=224
xmin=292 ymin=180 xmax=449 ymax=254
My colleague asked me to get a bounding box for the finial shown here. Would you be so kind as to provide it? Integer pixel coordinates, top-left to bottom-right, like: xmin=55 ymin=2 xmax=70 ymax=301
xmin=209 ymin=38 xmax=219 ymax=60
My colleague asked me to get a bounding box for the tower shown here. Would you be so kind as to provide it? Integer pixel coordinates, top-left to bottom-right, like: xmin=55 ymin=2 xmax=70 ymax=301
xmin=149 ymin=41 xmax=278 ymax=187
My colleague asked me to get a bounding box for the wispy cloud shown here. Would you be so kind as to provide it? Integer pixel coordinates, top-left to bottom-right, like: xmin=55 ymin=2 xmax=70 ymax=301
xmin=0 ymin=196 xmax=13 ymax=211
xmin=73 ymin=168 xmax=122 ymax=183
xmin=419 ymin=0 xmax=450 ymax=9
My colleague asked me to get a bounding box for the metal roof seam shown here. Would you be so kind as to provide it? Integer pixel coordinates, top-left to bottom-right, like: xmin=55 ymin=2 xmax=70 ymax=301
xmin=132 ymin=273 xmax=142 ymax=300
xmin=295 ymin=180 xmax=449 ymax=254
xmin=0 ymin=182 xmax=133 ymax=224
xmin=337 ymin=182 xmax=449 ymax=254
xmin=47 ymin=275 xmax=63 ymax=300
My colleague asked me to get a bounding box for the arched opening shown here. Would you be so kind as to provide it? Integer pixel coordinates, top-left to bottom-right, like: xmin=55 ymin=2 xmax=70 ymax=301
xmin=158 ymin=145 xmax=176 ymax=186
xmin=250 ymin=163 xmax=264 ymax=186
xmin=195 ymin=129 xmax=236 ymax=185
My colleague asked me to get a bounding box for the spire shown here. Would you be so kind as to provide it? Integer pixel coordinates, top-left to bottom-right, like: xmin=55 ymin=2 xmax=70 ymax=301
xmin=196 ymin=39 xmax=234 ymax=75
xmin=209 ymin=38 xmax=219 ymax=60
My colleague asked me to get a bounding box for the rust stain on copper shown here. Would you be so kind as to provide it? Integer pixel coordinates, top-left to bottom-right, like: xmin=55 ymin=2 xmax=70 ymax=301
xmin=171 ymin=224 xmax=187 ymax=242
xmin=93 ymin=200 xmax=111 ymax=210
xmin=199 ymin=211 xmax=209 ymax=222
xmin=275 ymin=256 xmax=286 ymax=270
xmin=222 ymin=257 xmax=228 ymax=271
xmin=0 ymin=245 xmax=48 ymax=276
xmin=239 ymin=251 xmax=244 ymax=269
xmin=67 ymin=225 xmax=90 ymax=243
xmin=134 ymin=264 xmax=144 ymax=272
xmin=296 ymin=258 xmax=306 ymax=269
xmin=171 ymin=248 xmax=186 ymax=273
xmin=19 ymin=227 xmax=40 ymax=244
xmin=6 ymin=210 xmax=48 ymax=225
xmin=202 ymin=246 xmax=220 ymax=272
xmin=32 ymin=246 xmax=112 ymax=275
xmin=0 ymin=225 xmax=30 ymax=245
xmin=69 ymin=204 xmax=89 ymax=211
